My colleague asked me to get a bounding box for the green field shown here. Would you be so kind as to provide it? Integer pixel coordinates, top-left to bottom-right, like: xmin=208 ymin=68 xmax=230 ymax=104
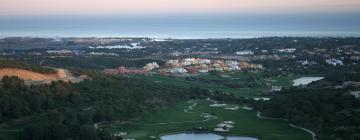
xmin=104 ymin=99 xmax=312 ymax=140
xmin=132 ymin=72 xmax=298 ymax=97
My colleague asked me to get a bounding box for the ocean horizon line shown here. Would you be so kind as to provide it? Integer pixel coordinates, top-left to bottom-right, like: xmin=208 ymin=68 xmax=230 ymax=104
xmin=1 ymin=33 xmax=360 ymax=40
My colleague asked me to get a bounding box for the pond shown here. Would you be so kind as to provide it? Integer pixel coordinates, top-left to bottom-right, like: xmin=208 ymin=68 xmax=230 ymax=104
xmin=293 ymin=77 xmax=324 ymax=86
xmin=161 ymin=133 xmax=258 ymax=140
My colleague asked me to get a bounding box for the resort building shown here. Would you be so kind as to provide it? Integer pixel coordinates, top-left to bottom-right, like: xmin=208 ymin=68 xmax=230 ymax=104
xmin=235 ymin=50 xmax=254 ymax=55
xmin=103 ymin=66 xmax=149 ymax=75
xmin=326 ymin=59 xmax=344 ymax=66
xmin=143 ymin=62 xmax=160 ymax=70
xmin=271 ymin=86 xmax=282 ymax=92
xmin=165 ymin=59 xmax=179 ymax=67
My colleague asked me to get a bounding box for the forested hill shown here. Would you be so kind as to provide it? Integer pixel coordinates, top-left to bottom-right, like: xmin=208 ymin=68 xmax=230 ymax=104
xmin=255 ymin=88 xmax=360 ymax=140
xmin=0 ymin=74 xmax=209 ymax=140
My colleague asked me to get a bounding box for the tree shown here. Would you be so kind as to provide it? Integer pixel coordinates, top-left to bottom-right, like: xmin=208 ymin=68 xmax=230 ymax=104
xmin=1 ymin=76 xmax=26 ymax=93
xmin=78 ymin=125 xmax=99 ymax=140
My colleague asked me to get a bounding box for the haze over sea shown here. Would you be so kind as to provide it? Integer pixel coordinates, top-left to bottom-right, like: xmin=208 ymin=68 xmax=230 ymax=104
xmin=1 ymin=13 xmax=360 ymax=39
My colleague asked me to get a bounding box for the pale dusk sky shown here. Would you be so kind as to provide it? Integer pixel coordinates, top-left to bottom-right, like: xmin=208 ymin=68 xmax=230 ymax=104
xmin=1 ymin=0 xmax=360 ymax=16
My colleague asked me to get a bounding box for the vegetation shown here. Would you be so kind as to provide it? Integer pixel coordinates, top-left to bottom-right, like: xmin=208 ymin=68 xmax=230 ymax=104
xmin=1 ymin=37 xmax=360 ymax=140
xmin=0 ymin=75 xmax=207 ymax=140
xmin=132 ymin=72 xmax=296 ymax=97
xmin=255 ymin=88 xmax=360 ymax=140
xmin=105 ymin=99 xmax=312 ymax=140
xmin=30 ymin=56 xmax=165 ymax=70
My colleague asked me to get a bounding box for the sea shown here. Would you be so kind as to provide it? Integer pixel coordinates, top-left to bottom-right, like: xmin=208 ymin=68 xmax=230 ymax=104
xmin=1 ymin=13 xmax=360 ymax=39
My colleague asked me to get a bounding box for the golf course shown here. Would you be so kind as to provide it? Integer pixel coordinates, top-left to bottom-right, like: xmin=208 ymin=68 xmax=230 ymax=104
xmin=131 ymin=71 xmax=298 ymax=97
xmin=103 ymin=99 xmax=313 ymax=140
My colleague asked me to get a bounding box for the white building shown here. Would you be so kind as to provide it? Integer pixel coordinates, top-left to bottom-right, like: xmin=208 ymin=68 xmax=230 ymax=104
xmin=198 ymin=59 xmax=211 ymax=65
xmin=350 ymin=91 xmax=360 ymax=99
xmin=170 ymin=52 xmax=183 ymax=56
xmin=226 ymin=60 xmax=238 ymax=66
xmin=166 ymin=59 xmax=179 ymax=67
xmin=47 ymin=50 xmax=73 ymax=54
xmin=198 ymin=69 xmax=209 ymax=73
xmin=235 ymin=50 xmax=254 ymax=55
xmin=326 ymin=59 xmax=344 ymax=66
xmin=212 ymin=63 xmax=223 ymax=71
xmin=182 ymin=58 xmax=196 ymax=66
xmin=143 ymin=62 xmax=160 ymax=70
xmin=277 ymin=48 xmax=296 ymax=53
xmin=226 ymin=60 xmax=240 ymax=71
xmin=170 ymin=67 xmax=188 ymax=74
xmin=271 ymin=86 xmax=282 ymax=92
xmin=302 ymin=60 xmax=310 ymax=65
xmin=89 ymin=52 xmax=118 ymax=56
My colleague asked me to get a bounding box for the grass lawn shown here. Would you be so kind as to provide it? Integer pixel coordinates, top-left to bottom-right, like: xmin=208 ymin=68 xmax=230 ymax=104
xmin=104 ymin=99 xmax=312 ymax=140
xmin=131 ymin=72 xmax=298 ymax=98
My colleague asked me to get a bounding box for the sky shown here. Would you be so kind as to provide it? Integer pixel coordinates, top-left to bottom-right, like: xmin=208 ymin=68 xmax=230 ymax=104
xmin=1 ymin=0 xmax=360 ymax=16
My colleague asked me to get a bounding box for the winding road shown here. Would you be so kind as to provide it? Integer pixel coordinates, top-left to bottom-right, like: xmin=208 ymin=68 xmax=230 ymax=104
xmin=256 ymin=111 xmax=317 ymax=140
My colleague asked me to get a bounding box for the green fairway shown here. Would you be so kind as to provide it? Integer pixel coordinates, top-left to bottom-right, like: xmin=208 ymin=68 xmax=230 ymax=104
xmin=131 ymin=72 xmax=298 ymax=97
xmin=104 ymin=99 xmax=312 ymax=140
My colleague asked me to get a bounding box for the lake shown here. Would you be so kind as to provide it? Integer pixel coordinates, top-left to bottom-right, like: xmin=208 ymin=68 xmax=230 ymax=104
xmin=160 ymin=133 xmax=258 ymax=140
xmin=293 ymin=77 xmax=324 ymax=86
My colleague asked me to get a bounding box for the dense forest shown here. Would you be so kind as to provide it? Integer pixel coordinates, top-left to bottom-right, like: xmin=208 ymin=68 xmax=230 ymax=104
xmin=0 ymin=74 xmax=209 ymax=140
xmin=255 ymin=88 xmax=360 ymax=140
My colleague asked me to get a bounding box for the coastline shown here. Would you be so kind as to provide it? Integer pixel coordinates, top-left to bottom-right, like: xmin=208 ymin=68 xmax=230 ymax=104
xmin=1 ymin=32 xmax=360 ymax=40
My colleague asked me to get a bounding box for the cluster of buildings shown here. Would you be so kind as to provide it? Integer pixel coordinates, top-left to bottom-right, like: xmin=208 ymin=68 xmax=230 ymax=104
xmin=325 ymin=59 xmax=344 ymax=66
xmin=68 ymin=37 xmax=139 ymax=45
xmin=234 ymin=48 xmax=296 ymax=56
xmin=350 ymin=55 xmax=360 ymax=61
xmin=103 ymin=58 xmax=263 ymax=76
xmin=89 ymin=52 xmax=118 ymax=56
xmin=88 ymin=44 xmax=145 ymax=50
xmin=297 ymin=60 xmax=318 ymax=66
xmin=170 ymin=51 xmax=220 ymax=57
xmin=46 ymin=50 xmax=78 ymax=55
xmin=103 ymin=66 xmax=149 ymax=75
xmin=103 ymin=62 xmax=160 ymax=75
xmin=159 ymin=58 xmax=263 ymax=75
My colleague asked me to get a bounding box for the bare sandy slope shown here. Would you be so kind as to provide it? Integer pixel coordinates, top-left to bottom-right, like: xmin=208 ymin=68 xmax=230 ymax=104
xmin=0 ymin=68 xmax=67 ymax=81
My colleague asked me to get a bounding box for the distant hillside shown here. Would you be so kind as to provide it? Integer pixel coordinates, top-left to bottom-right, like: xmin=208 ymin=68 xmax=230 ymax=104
xmin=0 ymin=59 xmax=56 ymax=74
xmin=0 ymin=68 xmax=66 ymax=81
